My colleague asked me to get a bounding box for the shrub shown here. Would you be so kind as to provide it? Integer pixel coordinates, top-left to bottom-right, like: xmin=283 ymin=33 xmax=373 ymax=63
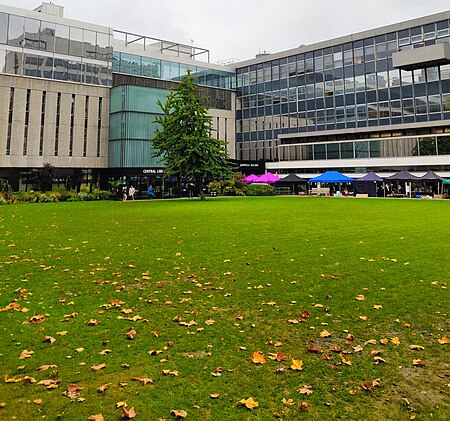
xmin=246 ymin=184 xmax=275 ymax=196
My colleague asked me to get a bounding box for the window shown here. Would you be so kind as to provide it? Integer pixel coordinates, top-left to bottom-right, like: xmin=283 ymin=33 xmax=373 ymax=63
xmin=83 ymin=96 xmax=89 ymax=157
xmin=343 ymin=50 xmax=353 ymax=66
xmin=429 ymin=95 xmax=441 ymax=113
xmin=39 ymin=91 xmax=46 ymax=156
xmin=69 ymin=27 xmax=83 ymax=56
xmin=0 ymin=12 xmax=8 ymax=43
xmin=54 ymin=24 xmax=69 ymax=54
xmin=7 ymin=14 xmax=25 ymax=47
xmin=55 ymin=93 xmax=61 ymax=156
xmin=24 ymin=18 xmax=41 ymax=49
xmin=6 ymin=88 xmax=14 ymax=155
xmin=69 ymin=94 xmax=75 ymax=156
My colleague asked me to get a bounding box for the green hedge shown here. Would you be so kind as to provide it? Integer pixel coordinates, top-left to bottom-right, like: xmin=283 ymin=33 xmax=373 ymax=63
xmin=245 ymin=184 xmax=275 ymax=196
xmin=0 ymin=189 xmax=112 ymax=205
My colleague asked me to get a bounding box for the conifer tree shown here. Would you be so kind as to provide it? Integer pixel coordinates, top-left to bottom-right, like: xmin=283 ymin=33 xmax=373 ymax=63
xmin=152 ymin=71 xmax=234 ymax=200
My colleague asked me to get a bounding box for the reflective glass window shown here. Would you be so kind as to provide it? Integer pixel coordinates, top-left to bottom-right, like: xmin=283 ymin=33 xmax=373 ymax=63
xmin=327 ymin=143 xmax=339 ymax=159
xmin=0 ymin=12 xmax=8 ymax=44
xmin=83 ymin=29 xmax=96 ymax=59
xmin=344 ymin=77 xmax=354 ymax=93
xmin=356 ymin=105 xmax=366 ymax=120
xmin=53 ymin=57 xmax=68 ymax=80
xmin=343 ymin=50 xmax=353 ymax=66
xmin=69 ymin=27 xmax=83 ymax=56
xmin=340 ymin=142 xmax=354 ymax=158
xmin=335 ymin=79 xmax=344 ymax=95
xmin=296 ymin=59 xmax=304 ymax=74
xmin=441 ymin=64 xmax=450 ymax=80
xmin=325 ymin=81 xmax=334 ymax=97
xmin=119 ymin=53 xmax=132 ymax=74
xmin=96 ymin=32 xmax=111 ymax=61
xmin=280 ymin=63 xmax=288 ymax=79
xmin=365 ymin=45 xmax=375 ymax=61
xmin=415 ymin=97 xmax=427 ymax=114
xmin=0 ymin=49 xmax=6 ymax=72
xmin=354 ymin=47 xmax=364 ymax=64
xmin=39 ymin=21 xmax=55 ymax=52
xmin=142 ymin=56 xmax=161 ymax=78
xmin=8 ymin=14 xmax=25 ymax=47
xmin=54 ymin=24 xmax=69 ymax=54
xmin=333 ymin=51 xmax=343 ymax=68
xmin=354 ymin=75 xmax=365 ymax=92
xmin=426 ymin=66 xmax=439 ymax=82
xmin=314 ymin=54 xmax=323 ymax=72
xmin=366 ymin=73 xmax=377 ymax=90
xmin=315 ymin=82 xmax=324 ymax=98
xmin=324 ymin=54 xmax=333 ymax=70
xmin=24 ymin=18 xmax=41 ymax=49
xmin=437 ymin=136 xmax=450 ymax=154
xmin=355 ymin=141 xmax=369 ymax=157
xmin=346 ymin=106 xmax=355 ymax=121
xmin=413 ymin=69 xmax=425 ymax=84
xmin=403 ymin=99 xmax=414 ymax=115
xmin=314 ymin=143 xmax=326 ymax=159
xmin=429 ymin=95 xmax=441 ymax=113
xmin=305 ymin=58 xmax=313 ymax=73
xmin=419 ymin=137 xmax=437 ymax=155
xmin=401 ymin=70 xmax=413 ymax=85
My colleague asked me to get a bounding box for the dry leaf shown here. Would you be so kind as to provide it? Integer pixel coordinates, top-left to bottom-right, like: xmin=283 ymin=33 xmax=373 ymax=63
xmin=19 ymin=350 xmax=34 ymax=359
xmin=66 ymin=384 xmax=82 ymax=399
xmin=33 ymin=399 xmax=42 ymax=405
xmin=320 ymin=330 xmax=331 ymax=338
xmin=91 ymin=363 xmax=107 ymax=371
xmin=438 ymin=336 xmax=450 ymax=345
xmin=38 ymin=364 xmax=58 ymax=371
xmin=290 ymin=359 xmax=303 ymax=370
xmin=373 ymin=305 xmax=382 ymax=310
xmin=126 ymin=329 xmax=137 ymax=340
xmin=99 ymin=349 xmax=112 ymax=355
xmin=390 ymin=337 xmax=401 ymax=345
xmin=170 ymin=409 xmax=188 ymax=418
xmin=238 ymin=397 xmax=259 ymax=409
xmin=88 ymin=319 xmax=100 ymax=326
xmin=281 ymin=398 xmax=295 ymax=405
xmin=88 ymin=415 xmax=104 ymax=421
xmin=97 ymin=383 xmax=110 ymax=393
xmin=412 ymin=359 xmax=426 ymax=366
xmin=43 ymin=336 xmax=56 ymax=344
xmin=122 ymin=406 xmax=137 ymax=419
xmin=355 ymin=295 xmax=366 ymax=301
xmin=132 ymin=377 xmax=153 ymax=385
xmin=162 ymin=369 xmax=179 ymax=376
xmin=380 ymin=338 xmax=388 ymax=345
xmin=297 ymin=385 xmax=313 ymax=395
xmin=364 ymin=339 xmax=377 ymax=346
xmin=409 ymin=345 xmax=425 ymax=351
xmin=210 ymin=393 xmax=220 ymax=399
xmin=57 ymin=331 xmax=68 ymax=336
xmin=251 ymin=351 xmax=266 ymax=364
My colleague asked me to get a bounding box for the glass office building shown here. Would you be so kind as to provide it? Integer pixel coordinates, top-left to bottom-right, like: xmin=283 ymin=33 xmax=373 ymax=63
xmin=234 ymin=11 xmax=450 ymax=176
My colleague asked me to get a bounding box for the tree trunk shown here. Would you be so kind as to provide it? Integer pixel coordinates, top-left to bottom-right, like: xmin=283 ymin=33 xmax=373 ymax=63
xmin=196 ymin=180 xmax=206 ymax=200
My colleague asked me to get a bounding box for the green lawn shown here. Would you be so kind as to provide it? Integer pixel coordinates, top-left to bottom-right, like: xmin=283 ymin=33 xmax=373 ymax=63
xmin=0 ymin=197 xmax=449 ymax=420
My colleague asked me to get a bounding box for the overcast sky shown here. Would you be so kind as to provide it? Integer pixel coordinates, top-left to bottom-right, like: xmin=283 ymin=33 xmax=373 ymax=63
xmin=3 ymin=0 xmax=450 ymax=63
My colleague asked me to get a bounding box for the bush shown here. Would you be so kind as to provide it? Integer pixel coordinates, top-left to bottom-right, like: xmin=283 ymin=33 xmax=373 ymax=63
xmin=246 ymin=184 xmax=275 ymax=196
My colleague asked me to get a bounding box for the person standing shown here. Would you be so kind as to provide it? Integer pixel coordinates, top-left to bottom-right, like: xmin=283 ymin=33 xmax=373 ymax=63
xmin=147 ymin=184 xmax=154 ymax=199
xmin=122 ymin=185 xmax=127 ymax=201
xmin=128 ymin=185 xmax=136 ymax=200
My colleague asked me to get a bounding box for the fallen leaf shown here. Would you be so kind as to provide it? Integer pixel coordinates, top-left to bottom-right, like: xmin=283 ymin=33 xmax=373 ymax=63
xmin=380 ymin=338 xmax=389 ymax=345
xmin=88 ymin=415 xmax=104 ymax=421
xmin=320 ymin=330 xmax=331 ymax=338
xmin=373 ymin=305 xmax=382 ymax=310
xmin=132 ymin=377 xmax=153 ymax=385
xmin=66 ymin=384 xmax=82 ymax=399
xmin=390 ymin=337 xmax=401 ymax=345
xmin=43 ymin=336 xmax=56 ymax=344
xmin=19 ymin=350 xmax=34 ymax=359
xmin=438 ymin=336 xmax=450 ymax=345
xmin=99 ymin=349 xmax=112 ymax=355
xmin=409 ymin=345 xmax=425 ymax=351
xmin=122 ymin=406 xmax=137 ymax=419
xmin=355 ymin=295 xmax=366 ymax=301
xmin=91 ymin=363 xmax=107 ymax=371
xmin=364 ymin=339 xmax=377 ymax=346
xmin=281 ymin=398 xmax=295 ymax=405
xmin=126 ymin=329 xmax=137 ymax=340
xmin=251 ymin=351 xmax=266 ymax=364
xmin=297 ymin=385 xmax=313 ymax=395
xmin=57 ymin=331 xmax=68 ymax=336
xmin=170 ymin=409 xmax=188 ymax=418
xmin=210 ymin=393 xmax=220 ymax=399
xmin=97 ymin=383 xmax=110 ymax=392
xmin=290 ymin=359 xmax=303 ymax=370
xmin=238 ymin=397 xmax=259 ymax=409
xmin=33 ymin=399 xmax=42 ymax=405
xmin=162 ymin=369 xmax=179 ymax=376
xmin=88 ymin=319 xmax=100 ymax=326
xmin=412 ymin=359 xmax=426 ymax=366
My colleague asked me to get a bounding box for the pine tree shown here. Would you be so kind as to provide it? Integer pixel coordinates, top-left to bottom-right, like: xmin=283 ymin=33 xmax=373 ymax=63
xmin=152 ymin=71 xmax=234 ymax=200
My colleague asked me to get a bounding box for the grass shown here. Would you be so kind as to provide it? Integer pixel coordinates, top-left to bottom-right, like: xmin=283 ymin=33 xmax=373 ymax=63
xmin=0 ymin=196 xmax=449 ymax=420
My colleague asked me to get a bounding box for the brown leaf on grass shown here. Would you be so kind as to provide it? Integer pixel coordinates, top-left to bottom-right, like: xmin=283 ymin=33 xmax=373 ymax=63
xmin=290 ymin=359 xmax=303 ymax=370
xmin=438 ymin=336 xmax=450 ymax=345
xmin=0 ymin=302 xmax=20 ymax=312
xmin=355 ymin=295 xmax=366 ymax=301
xmin=373 ymin=356 xmax=387 ymax=364
xmin=88 ymin=319 xmax=101 ymax=326
xmin=299 ymin=401 xmax=309 ymax=411
xmin=38 ymin=364 xmax=58 ymax=371
xmin=66 ymin=384 xmax=82 ymax=399
xmin=57 ymin=331 xmax=68 ymax=336
xmin=340 ymin=354 xmax=352 ymax=366
xmin=88 ymin=415 xmax=104 ymax=421
xmin=380 ymin=338 xmax=389 ymax=345
xmin=4 ymin=374 xmax=36 ymax=383
xmin=267 ymin=352 xmax=286 ymax=362
xmin=0 ymin=402 xmax=5 ymax=408
xmin=170 ymin=409 xmax=188 ymax=418
xmin=251 ymin=351 xmax=266 ymax=364
xmin=97 ymin=383 xmax=110 ymax=392
xmin=330 ymin=345 xmax=342 ymax=352
xmin=148 ymin=349 xmax=163 ymax=356
xmin=364 ymin=339 xmax=377 ymax=346
xmin=38 ymin=379 xmax=60 ymax=388
xmin=441 ymin=370 xmax=450 ymax=377
xmin=210 ymin=393 xmax=220 ymax=399
xmin=132 ymin=377 xmax=153 ymax=385
xmin=281 ymin=398 xmax=295 ymax=405
xmin=33 ymin=399 xmax=42 ymax=405
xmin=99 ymin=349 xmax=112 ymax=355
xmin=64 ymin=312 xmax=78 ymax=319
xmin=126 ymin=329 xmax=137 ymax=340
xmin=353 ymin=345 xmax=364 ymax=352
xmin=362 ymin=379 xmax=381 ymax=390
xmin=121 ymin=309 xmax=133 ymax=314
xmin=122 ymin=406 xmax=137 ymax=419
xmin=412 ymin=359 xmax=426 ymax=366
xmin=109 ymin=299 xmax=125 ymax=306
xmin=91 ymin=363 xmax=107 ymax=371
xmin=306 ymin=344 xmax=323 ymax=353
xmin=19 ymin=350 xmax=34 ymax=359
xmin=162 ymin=369 xmax=178 ymax=376
xmin=238 ymin=397 xmax=259 ymax=409
xmin=43 ymin=336 xmax=56 ymax=344
xmin=409 ymin=345 xmax=425 ymax=351
xmin=297 ymin=385 xmax=313 ymax=395
xmin=320 ymin=330 xmax=331 ymax=338
xmin=26 ymin=314 xmax=46 ymax=324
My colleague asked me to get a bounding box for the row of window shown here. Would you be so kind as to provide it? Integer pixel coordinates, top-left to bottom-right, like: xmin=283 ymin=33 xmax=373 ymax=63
xmin=4 ymin=89 xmax=104 ymax=158
xmin=237 ymin=94 xmax=450 ymax=133
xmin=236 ymin=20 xmax=450 ymax=86
xmin=278 ymin=136 xmax=450 ymax=161
xmin=0 ymin=12 xmax=112 ymax=61
xmin=112 ymin=51 xmax=235 ymax=90
xmin=0 ymin=48 xmax=112 ymax=86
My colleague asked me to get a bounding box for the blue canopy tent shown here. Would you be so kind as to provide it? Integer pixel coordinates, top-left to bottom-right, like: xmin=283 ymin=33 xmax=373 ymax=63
xmin=309 ymin=171 xmax=354 ymax=196
xmin=309 ymin=171 xmax=354 ymax=183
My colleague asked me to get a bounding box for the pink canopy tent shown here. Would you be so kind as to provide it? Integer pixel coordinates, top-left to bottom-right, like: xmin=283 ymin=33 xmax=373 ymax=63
xmin=244 ymin=174 xmax=260 ymax=183
xmin=257 ymin=172 xmax=280 ymax=183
